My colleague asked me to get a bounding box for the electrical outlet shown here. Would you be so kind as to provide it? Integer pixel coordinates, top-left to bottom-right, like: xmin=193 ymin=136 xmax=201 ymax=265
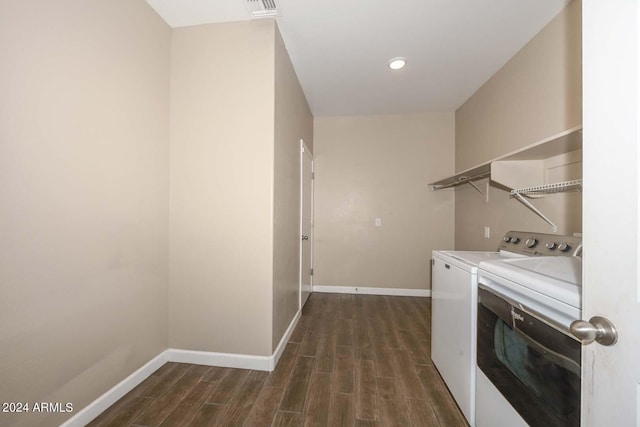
xmin=375 ymin=218 xmax=382 ymax=227
xmin=484 ymin=226 xmax=490 ymax=239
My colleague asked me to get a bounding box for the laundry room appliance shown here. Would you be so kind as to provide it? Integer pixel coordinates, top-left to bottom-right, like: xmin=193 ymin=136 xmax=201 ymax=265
xmin=475 ymin=232 xmax=583 ymax=427
xmin=431 ymin=244 xmax=516 ymax=425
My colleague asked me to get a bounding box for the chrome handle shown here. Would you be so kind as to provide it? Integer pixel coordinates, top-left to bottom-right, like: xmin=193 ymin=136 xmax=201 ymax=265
xmin=570 ymin=316 xmax=618 ymax=346
xmin=301 ymin=235 xmax=309 ymax=240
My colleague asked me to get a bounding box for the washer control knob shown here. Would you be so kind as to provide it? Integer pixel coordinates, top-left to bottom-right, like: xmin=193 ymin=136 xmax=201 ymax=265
xmin=558 ymin=243 xmax=571 ymax=252
xmin=510 ymin=237 xmax=520 ymax=244
xmin=525 ymin=238 xmax=538 ymax=248
xmin=546 ymin=242 xmax=557 ymax=250
xmin=503 ymin=236 xmax=511 ymax=242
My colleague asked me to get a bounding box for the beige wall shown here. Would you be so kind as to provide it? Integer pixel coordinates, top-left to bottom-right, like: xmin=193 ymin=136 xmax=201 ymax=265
xmin=313 ymin=114 xmax=455 ymax=291
xmin=272 ymin=27 xmax=313 ymax=348
xmin=0 ymin=1 xmax=170 ymax=426
xmin=456 ymin=0 xmax=582 ymax=172
xmin=169 ymin=21 xmax=276 ymax=356
xmin=1 ymin=5 xmax=311 ymax=424
xmin=454 ymin=0 xmax=582 ymax=250
xmin=170 ymin=21 xmax=312 ymax=356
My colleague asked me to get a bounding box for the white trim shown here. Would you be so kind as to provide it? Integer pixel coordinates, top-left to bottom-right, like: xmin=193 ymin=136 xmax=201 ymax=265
xmin=168 ymin=309 xmax=302 ymax=371
xmin=61 ymin=310 xmax=302 ymax=426
xmin=310 ymin=155 xmax=314 ymax=293
xmin=313 ymin=285 xmax=430 ymax=297
xmin=270 ymin=309 xmax=301 ymax=370
xmin=299 ymin=139 xmax=304 ymax=311
xmin=300 ymin=138 xmax=314 ymax=308
xmin=167 ymin=348 xmax=271 ymax=371
xmin=60 ymin=351 xmax=169 ymax=427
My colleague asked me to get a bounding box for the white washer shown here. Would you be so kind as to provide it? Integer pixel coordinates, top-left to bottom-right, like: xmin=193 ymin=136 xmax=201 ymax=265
xmin=431 ymin=250 xmax=505 ymax=426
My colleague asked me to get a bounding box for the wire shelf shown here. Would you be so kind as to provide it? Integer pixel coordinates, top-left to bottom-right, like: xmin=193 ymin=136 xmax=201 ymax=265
xmin=510 ymin=179 xmax=582 ymax=196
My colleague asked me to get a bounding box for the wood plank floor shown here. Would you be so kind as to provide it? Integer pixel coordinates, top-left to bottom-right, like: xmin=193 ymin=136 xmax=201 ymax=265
xmin=88 ymin=293 xmax=467 ymax=427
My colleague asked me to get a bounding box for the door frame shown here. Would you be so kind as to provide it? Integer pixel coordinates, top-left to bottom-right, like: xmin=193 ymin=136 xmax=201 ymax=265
xmin=299 ymin=139 xmax=314 ymax=310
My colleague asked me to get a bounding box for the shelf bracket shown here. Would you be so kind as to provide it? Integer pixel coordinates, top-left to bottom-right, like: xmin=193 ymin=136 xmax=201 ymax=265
xmin=430 ymin=170 xmax=490 ymax=191
xmin=467 ymin=180 xmax=485 ymax=196
xmin=512 ymin=192 xmax=558 ymax=232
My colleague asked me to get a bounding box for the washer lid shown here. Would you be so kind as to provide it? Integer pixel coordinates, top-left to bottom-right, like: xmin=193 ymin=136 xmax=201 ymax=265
xmin=479 ymin=256 xmax=582 ymax=308
xmin=444 ymin=251 xmax=503 ymax=266
xmin=434 ymin=251 xmax=503 ymax=273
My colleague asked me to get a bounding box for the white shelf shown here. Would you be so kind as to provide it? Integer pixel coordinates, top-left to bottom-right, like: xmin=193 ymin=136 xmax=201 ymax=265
xmin=428 ymin=126 xmax=582 ymax=191
xmin=428 ymin=127 xmax=583 ymax=232
xmin=511 ymin=179 xmax=583 ymax=196
xmin=510 ymin=179 xmax=583 ymax=232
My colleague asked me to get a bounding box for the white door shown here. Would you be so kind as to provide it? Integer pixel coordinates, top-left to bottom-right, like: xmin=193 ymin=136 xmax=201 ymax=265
xmin=581 ymin=1 xmax=640 ymax=425
xmin=300 ymin=140 xmax=314 ymax=308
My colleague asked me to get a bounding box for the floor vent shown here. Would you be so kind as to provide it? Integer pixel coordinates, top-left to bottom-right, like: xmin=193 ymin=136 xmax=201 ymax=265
xmin=246 ymin=0 xmax=280 ymax=18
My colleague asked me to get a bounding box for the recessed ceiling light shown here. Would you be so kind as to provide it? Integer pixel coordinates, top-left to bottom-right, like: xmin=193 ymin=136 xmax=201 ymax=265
xmin=388 ymin=57 xmax=407 ymax=70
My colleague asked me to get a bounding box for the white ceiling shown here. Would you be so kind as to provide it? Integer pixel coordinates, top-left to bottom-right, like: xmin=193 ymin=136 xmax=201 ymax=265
xmin=145 ymin=0 xmax=571 ymax=116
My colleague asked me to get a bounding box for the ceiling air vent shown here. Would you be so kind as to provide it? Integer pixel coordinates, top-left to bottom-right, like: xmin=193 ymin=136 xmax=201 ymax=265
xmin=246 ymin=0 xmax=280 ymax=18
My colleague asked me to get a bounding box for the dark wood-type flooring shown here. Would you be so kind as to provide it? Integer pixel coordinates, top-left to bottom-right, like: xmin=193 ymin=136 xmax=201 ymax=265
xmin=88 ymin=293 xmax=467 ymax=426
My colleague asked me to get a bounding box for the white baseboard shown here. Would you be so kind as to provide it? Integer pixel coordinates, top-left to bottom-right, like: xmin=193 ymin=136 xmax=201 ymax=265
xmin=60 ymin=351 xmax=169 ymax=427
xmin=167 ymin=308 xmax=301 ymax=372
xmin=313 ymin=285 xmax=430 ymax=297
xmin=166 ymin=348 xmax=271 ymax=371
xmin=270 ymin=309 xmax=301 ymax=370
xmin=61 ymin=311 xmax=302 ymax=426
